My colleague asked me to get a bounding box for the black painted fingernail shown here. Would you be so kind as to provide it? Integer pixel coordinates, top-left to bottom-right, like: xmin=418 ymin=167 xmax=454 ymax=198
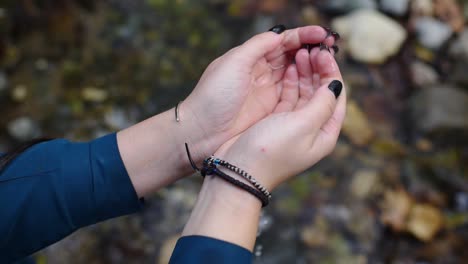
xmin=331 ymin=31 xmax=340 ymax=41
xmin=328 ymin=80 xmax=342 ymax=99
xmin=320 ymin=26 xmax=332 ymax=38
xmin=269 ymin=25 xmax=286 ymax=34
xmin=332 ymin=45 xmax=339 ymax=54
xmin=320 ymin=43 xmax=330 ymax=52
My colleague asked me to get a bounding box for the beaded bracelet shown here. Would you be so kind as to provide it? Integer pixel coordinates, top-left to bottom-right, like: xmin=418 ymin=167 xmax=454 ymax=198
xmin=184 ymin=143 xmax=271 ymax=207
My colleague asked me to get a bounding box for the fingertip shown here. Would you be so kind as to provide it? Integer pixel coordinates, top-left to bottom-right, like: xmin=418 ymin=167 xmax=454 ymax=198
xmin=315 ymin=50 xmax=340 ymax=78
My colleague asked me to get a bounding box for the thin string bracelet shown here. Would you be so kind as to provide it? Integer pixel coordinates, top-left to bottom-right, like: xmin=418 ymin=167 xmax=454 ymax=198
xmin=205 ymin=156 xmax=271 ymax=199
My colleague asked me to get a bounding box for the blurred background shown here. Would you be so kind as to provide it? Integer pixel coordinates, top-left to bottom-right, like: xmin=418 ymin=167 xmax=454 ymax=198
xmin=1 ymin=0 xmax=468 ymax=263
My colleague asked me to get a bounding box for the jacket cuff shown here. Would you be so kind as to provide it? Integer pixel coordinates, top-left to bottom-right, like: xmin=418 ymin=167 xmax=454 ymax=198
xmin=169 ymin=235 xmax=252 ymax=264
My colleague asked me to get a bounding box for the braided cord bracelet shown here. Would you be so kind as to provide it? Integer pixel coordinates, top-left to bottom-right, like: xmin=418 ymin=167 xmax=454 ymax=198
xmin=205 ymin=157 xmax=271 ymax=199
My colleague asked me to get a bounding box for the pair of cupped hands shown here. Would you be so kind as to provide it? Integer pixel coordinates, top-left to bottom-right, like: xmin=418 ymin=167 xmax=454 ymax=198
xmin=180 ymin=25 xmax=346 ymax=192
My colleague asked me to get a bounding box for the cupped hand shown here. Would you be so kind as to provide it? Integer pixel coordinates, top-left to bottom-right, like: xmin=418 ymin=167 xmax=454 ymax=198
xmin=181 ymin=26 xmax=337 ymax=163
xmin=214 ymin=47 xmax=346 ymax=191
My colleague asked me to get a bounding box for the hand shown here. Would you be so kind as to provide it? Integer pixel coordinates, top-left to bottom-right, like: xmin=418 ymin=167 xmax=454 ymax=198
xmin=214 ymin=47 xmax=346 ymax=191
xmin=180 ymin=26 xmax=337 ymax=164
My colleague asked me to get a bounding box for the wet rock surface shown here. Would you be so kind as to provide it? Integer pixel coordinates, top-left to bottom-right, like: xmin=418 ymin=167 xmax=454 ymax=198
xmin=411 ymin=85 xmax=468 ymax=135
xmin=332 ymin=9 xmax=407 ymax=64
xmin=0 ymin=0 xmax=467 ymax=263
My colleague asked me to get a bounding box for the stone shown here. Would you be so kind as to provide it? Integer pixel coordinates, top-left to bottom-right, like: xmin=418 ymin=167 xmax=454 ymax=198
xmin=380 ymin=188 xmax=413 ymax=232
xmin=449 ymin=29 xmax=468 ymax=59
xmin=380 ymin=0 xmax=409 ymax=16
xmin=410 ymin=61 xmax=439 ymax=87
xmin=414 ymin=17 xmax=453 ymax=50
xmin=11 ymin=84 xmax=28 ymax=102
xmin=351 ymin=169 xmax=380 ymax=198
xmin=0 ymin=72 xmax=7 ymax=92
xmin=81 ymin=87 xmax=108 ymax=102
xmin=342 ymin=100 xmax=375 ymax=146
xmin=158 ymin=235 xmax=179 ymax=264
xmin=321 ymin=0 xmax=377 ymax=14
xmin=433 ymin=0 xmax=465 ymax=32
xmin=332 ymin=10 xmax=407 ymax=64
xmin=104 ymin=108 xmax=132 ymax=130
xmin=410 ymin=85 xmax=468 ymax=134
xmin=406 ymin=204 xmax=443 ymax=242
xmin=7 ymin=117 xmax=41 ymax=141
xmin=411 ymin=0 xmax=434 ymax=16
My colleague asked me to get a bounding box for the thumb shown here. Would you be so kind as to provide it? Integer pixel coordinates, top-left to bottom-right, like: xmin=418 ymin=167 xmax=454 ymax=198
xmin=233 ymin=31 xmax=283 ymax=68
xmin=298 ymin=80 xmax=343 ymax=131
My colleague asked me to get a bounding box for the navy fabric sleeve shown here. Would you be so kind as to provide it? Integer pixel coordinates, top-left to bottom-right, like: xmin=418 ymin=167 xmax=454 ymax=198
xmin=169 ymin=236 xmax=253 ymax=264
xmin=0 ymin=133 xmax=142 ymax=263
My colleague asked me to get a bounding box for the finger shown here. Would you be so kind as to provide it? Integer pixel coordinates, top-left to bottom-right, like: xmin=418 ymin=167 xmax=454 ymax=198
xmin=296 ymin=48 xmax=314 ymax=98
xmin=265 ymin=26 xmax=329 ymax=63
xmin=233 ymin=32 xmax=283 ymax=69
xmin=309 ymin=47 xmax=322 ymax=90
xmin=310 ymin=86 xmax=346 ymax=158
xmin=311 ymin=49 xmax=342 ymax=86
xmin=298 ymin=79 xmax=343 ymax=133
xmin=274 ymin=64 xmax=299 ymax=113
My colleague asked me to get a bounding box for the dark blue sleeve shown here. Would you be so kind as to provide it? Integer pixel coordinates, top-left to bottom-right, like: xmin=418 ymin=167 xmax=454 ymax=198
xmin=0 ymin=133 xmax=142 ymax=263
xmin=169 ymin=236 xmax=253 ymax=264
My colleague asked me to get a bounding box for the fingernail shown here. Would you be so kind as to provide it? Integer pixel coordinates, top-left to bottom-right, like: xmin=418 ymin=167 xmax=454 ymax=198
xmin=269 ymin=25 xmax=286 ymax=34
xmin=328 ymin=80 xmax=342 ymax=99
xmin=331 ymin=31 xmax=341 ymax=41
xmin=320 ymin=43 xmax=330 ymax=52
xmin=332 ymin=45 xmax=339 ymax=54
xmin=320 ymin=26 xmax=332 ymax=38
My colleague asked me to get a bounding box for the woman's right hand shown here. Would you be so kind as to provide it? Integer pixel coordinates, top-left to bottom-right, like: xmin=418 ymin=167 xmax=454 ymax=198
xmin=214 ymin=46 xmax=346 ymax=191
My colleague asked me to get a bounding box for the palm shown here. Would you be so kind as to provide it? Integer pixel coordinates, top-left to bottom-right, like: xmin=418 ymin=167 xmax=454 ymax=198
xmin=184 ymin=26 xmax=337 ymax=159
xmin=215 ymin=46 xmax=346 ymax=185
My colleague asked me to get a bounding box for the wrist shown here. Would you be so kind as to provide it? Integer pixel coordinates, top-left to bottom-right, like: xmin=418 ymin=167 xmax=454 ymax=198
xmin=182 ymin=174 xmax=262 ymax=251
xmin=174 ymin=101 xmax=224 ymax=166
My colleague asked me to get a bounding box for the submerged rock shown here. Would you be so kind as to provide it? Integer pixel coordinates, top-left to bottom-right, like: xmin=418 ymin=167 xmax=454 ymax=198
xmin=380 ymin=0 xmax=409 ymax=16
xmin=410 ymin=61 xmax=439 ymax=87
xmin=0 ymin=72 xmax=7 ymax=92
xmin=406 ymin=204 xmax=443 ymax=242
xmin=321 ymin=0 xmax=377 ymax=14
xmin=410 ymin=86 xmax=468 ymax=135
xmin=332 ymin=10 xmax=407 ymax=64
xmin=342 ymin=100 xmax=375 ymax=146
xmin=7 ymin=117 xmax=41 ymax=141
xmin=81 ymin=87 xmax=108 ymax=103
xmin=414 ymin=17 xmax=453 ymax=50
xmin=351 ymin=169 xmax=381 ymax=198
xmin=411 ymin=0 xmax=433 ymax=16
xmin=449 ymin=29 xmax=468 ymax=59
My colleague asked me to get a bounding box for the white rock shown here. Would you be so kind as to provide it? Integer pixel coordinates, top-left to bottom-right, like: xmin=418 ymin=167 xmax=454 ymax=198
xmin=380 ymin=0 xmax=409 ymax=16
xmin=8 ymin=117 xmax=41 ymax=141
xmin=414 ymin=17 xmax=452 ymax=50
xmin=332 ymin=10 xmax=407 ymax=64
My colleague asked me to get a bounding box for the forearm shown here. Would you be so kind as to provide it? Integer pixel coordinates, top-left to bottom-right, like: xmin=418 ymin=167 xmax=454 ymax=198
xmin=116 ymin=107 xmax=220 ymax=198
xmin=182 ymin=174 xmax=262 ymax=251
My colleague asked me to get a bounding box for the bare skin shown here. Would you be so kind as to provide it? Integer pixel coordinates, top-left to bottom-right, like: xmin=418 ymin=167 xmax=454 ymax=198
xmin=116 ymin=26 xmax=337 ymax=198
xmin=183 ymin=47 xmax=346 ymax=251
